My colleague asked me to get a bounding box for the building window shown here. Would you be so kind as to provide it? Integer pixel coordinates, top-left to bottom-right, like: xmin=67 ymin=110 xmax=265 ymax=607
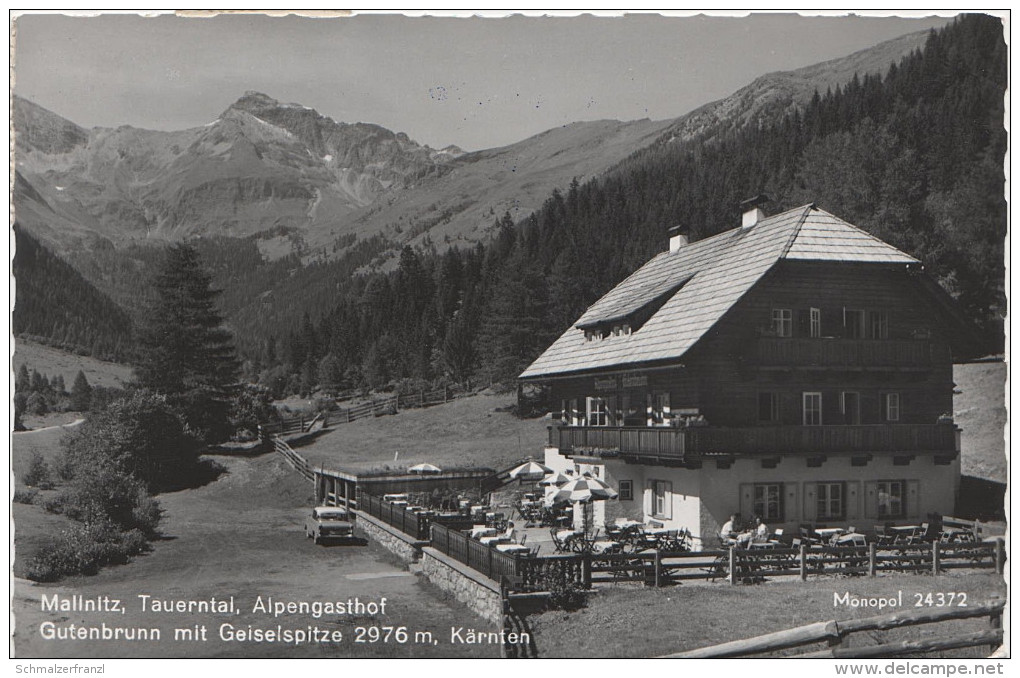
xmin=653 ymin=480 xmax=672 ymax=519
xmin=803 ymin=392 xmax=822 ymax=426
xmin=840 ymin=391 xmax=861 ymax=425
xmin=817 ymin=482 xmax=845 ymax=520
xmin=587 ymin=397 xmax=608 ymax=426
xmin=810 ymin=307 xmax=822 ymax=338
xmin=612 ymin=324 xmax=631 ymax=337
xmin=753 ymin=483 xmax=783 ymax=522
xmin=758 ymin=392 xmax=780 ymax=423
xmin=648 ymin=392 xmax=671 ymax=426
xmin=869 ymin=311 xmax=888 ymax=339
xmin=844 ymin=308 xmax=866 ymax=339
xmin=618 ymin=480 xmax=633 ymax=501
xmin=877 ymin=480 xmax=905 ymax=518
xmin=883 ymin=393 xmax=900 ymax=422
xmin=772 ymin=308 xmax=792 ymax=337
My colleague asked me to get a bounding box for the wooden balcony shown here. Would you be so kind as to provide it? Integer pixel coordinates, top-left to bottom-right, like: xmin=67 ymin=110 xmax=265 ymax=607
xmin=754 ymin=338 xmax=945 ymax=369
xmin=549 ymin=423 xmax=959 ymax=461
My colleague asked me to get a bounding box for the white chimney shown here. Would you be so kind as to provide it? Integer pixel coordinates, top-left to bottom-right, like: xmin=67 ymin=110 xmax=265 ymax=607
xmin=739 ymin=194 xmax=770 ymax=229
xmin=741 ymin=207 xmax=765 ymax=229
xmin=668 ymin=226 xmax=687 ymax=253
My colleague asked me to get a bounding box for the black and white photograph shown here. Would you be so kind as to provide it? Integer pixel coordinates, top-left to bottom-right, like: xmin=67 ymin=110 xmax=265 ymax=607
xmin=9 ymin=10 xmax=1008 ymax=665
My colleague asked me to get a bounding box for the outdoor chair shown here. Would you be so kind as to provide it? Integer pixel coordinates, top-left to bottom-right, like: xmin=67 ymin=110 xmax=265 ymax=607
xmin=549 ymin=528 xmax=569 ymax=553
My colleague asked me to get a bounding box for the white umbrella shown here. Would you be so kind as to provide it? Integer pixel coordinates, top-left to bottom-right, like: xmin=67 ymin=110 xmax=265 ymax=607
xmin=508 ymin=460 xmax=553 ymax=480
xmin=409 ymin=462 xmax=442 ymax=474
xmin=539 ymin=471 xmax=572 ymax=487
xmin=547 ymin=474 xmax=618 ymax=505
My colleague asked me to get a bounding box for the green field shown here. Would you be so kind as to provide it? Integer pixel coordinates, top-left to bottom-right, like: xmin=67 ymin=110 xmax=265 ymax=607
xmin=13 ymin=338 xmax=135 ymax=389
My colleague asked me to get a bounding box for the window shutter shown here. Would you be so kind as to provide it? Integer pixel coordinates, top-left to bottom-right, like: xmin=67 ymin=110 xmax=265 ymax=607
xmin=845 ymin=481 xmax=862 ymax=522
xmin=802 ymin=482 xmax=818 ymax=522
xmin=643 ymin=479 xmax=654 ymax=517
xmin=739 ymin=483 xmax=753 ymax=521
xmin=906 ymin=480 xmax=920 ymax=519
xmin=864 ymin=481 xmax=879 ymax=519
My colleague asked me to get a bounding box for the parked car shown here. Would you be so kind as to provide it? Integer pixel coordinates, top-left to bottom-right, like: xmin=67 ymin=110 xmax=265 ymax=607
xmin=305 ymin=506 xmax=357 ymax=544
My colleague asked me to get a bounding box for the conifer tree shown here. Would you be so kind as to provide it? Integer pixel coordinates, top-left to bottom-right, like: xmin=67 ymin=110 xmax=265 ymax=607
xmin=70 ymin=370 xmax=92 ymax=412
xmin=135 ymin=244 xmax=239 ymax=442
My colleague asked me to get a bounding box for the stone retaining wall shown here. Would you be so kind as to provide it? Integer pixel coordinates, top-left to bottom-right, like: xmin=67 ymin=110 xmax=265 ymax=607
xmin=355 ymin=512 xmax=503 ymax=625
xmin=420 ymin=547 xmax=503 ymax=625
xmin=355 ymin=512 xmax=426 ymax=563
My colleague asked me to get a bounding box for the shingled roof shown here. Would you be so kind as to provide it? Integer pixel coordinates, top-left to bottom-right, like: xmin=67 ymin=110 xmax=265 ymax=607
xmin=519 ymin=204 xmax=918 ymax=380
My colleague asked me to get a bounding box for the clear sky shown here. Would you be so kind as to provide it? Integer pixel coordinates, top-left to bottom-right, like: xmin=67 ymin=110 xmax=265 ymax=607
xmin=12 ymin=11 xmax=958 ymax=151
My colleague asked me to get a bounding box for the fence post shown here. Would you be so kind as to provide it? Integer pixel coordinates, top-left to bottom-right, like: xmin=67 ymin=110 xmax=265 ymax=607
xmin=799 ymin=543 xmax=808 ymax=581
xmin=728 ymin=546 xmax=737 ymax=585
xmin=654 ymin=550 xmax=662 ymax=587
xmin=989 ymin=596 xmax=1003 ymax=655
xmin=932 ymin=540 xmax=941 ymax=576
xmin=994 ymin=538 xmax=1005 ymax=574
xmin=582 ymin=553 xmax=592 ymax=589
xmin=868 ymin=543 xmax=877 ymax=577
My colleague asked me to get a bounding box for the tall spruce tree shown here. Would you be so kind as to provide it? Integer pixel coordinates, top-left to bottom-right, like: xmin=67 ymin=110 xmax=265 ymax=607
xmin=70 ymin=370 xmax=92 ymax=412
xmin=135 ymin=244 xmax=239 ymax=442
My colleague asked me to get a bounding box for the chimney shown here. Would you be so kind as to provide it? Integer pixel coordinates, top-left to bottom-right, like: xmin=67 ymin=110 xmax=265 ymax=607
xmin=668 ymin=225 xmax=688 ymax=253
xmin=740 ymin=194 xmax=771 ymax=229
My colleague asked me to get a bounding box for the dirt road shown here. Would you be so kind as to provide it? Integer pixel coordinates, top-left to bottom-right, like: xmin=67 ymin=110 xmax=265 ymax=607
xmin=11 ymin=451 xmax=500 ymax=658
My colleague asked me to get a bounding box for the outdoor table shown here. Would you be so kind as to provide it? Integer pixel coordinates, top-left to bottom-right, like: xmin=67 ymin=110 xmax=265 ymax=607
xmin=835 ymin=533 xmax=867 ymax=546
xmin=480 ymin=535 xmax=511 ymax=546
xmin=890 ymin=525 xmax=920 ymax=532
xmin=643 ymin=527 xmax=671 ymax=535
xmin=592 ymin=540 xmax=621 ymax=554
xmin=495 ymin=543 xmax=530 ymax=554
xmin=390 ymin=500 xmax=408 ymax=507
xmin=556 ymin=529 xmax=582 ymax=542
xmin=615 ymin=520 xmax=644 ymax=530
xmin=815 ymin=527 xmax=844 ymax=538
xmin=384 ymin=494 xmax=409 ymax=502
xmin=470 ymin=527 xmax=497 ymax=539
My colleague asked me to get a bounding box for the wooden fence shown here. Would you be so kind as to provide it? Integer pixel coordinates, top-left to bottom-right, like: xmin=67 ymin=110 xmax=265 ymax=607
xmin=503 ymin=539 xmax=1006 ymax=591
xmin=259 ymin=385 xmax=457 ymax=437
xmin=666 ymin=597 xmax=1005 ymax=658
xmin=359 ymin=492 xmax=475 ymax=541
xmin=431 ymin=523 xmax=523 ymax=583
xmin=270 ymin=436 xmax=313 ymax=480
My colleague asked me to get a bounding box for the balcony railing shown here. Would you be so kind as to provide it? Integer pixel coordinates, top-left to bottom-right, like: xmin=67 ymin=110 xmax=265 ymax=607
xmin=754 ymin=338 xmax=944 ymax=369
xmin=549 ymin=423 xmax=958 ymax=460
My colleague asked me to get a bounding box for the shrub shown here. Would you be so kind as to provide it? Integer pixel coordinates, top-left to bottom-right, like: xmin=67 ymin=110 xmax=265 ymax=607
xmin=26 ymin=392 xmax=49 ymax=415
xmin=23 ymin=452 xmax=52 ymax=488
xmin=13 ymin=489 xmax=37 ymax=504
xmin=25 ymin=522 xmax=130 ymax=581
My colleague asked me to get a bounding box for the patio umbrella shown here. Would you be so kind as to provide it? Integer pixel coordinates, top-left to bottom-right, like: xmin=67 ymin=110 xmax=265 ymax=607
xmin=408 ymin=462 xmax=442 ymax=474
xmin=547 ymin=474 xmax=618 ymax=505
xmin=538 ymin=471 xmax=572 ymax=487
xmin=508 ymin=460 xmax=553 ymax=480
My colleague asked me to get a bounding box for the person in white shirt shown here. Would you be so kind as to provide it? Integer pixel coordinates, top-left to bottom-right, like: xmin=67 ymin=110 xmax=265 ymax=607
xmin=719 ymin=513 xmax=739 ymax=544
xmin=753 ymin=515 xmax=769 ymax=543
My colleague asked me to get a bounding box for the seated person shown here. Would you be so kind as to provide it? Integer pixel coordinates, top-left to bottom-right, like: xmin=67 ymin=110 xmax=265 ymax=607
xmin=752 ymin=515 xmax=769 ymax=543
xmin=719 ymin=513 xmax=740 ymax=545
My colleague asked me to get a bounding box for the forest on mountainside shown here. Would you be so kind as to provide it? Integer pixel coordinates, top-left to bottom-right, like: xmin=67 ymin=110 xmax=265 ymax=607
xmin=239 ymin=14 xmax=1005 ymax=396
xmin=12 ymin=227 xmax=134 ymax=361
xmin=13 ymin=15 xmax=1006 ymax=397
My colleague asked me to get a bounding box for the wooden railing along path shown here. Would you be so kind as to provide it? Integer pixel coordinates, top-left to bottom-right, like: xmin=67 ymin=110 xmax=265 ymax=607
xmin=270 ymin=436 xmax=313 ymax=480
xmin=665 ymin=597 xmax=1005 ymax=658
xmin=259 ymin=385 xmax=457 ymax=437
